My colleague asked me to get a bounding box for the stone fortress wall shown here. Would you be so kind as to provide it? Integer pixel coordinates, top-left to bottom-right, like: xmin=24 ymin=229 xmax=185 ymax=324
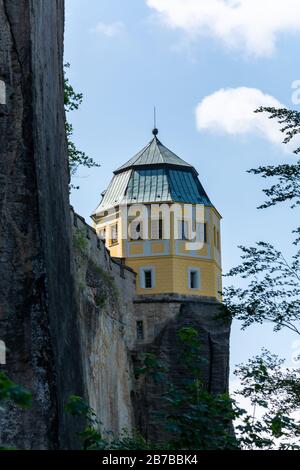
xmin=72 ymin=210 xmax=231 ymax=443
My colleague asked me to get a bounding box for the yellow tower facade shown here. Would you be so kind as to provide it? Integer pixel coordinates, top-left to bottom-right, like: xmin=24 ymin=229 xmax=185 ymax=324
xmin=92 ymin=131 xmax=222 ymax=300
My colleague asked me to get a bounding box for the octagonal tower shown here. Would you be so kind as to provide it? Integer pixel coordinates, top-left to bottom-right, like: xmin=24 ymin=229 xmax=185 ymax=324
xmin=91 ymin=130 xmax=222 ymax=300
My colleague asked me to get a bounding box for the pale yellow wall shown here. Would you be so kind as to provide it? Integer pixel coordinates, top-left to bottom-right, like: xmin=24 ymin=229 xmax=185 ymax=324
xmin=129 ymin=243 xmax=144 ymax=256
xmin=95 ymin=214 xmax=125 ymax=258
xmin=93 ymin=204 xmax=222 ymax=299
xmin=177 ymin=240 xmax=209 ymax=258
xmin=127 ymin=257 xmax=175 ymax=294
xmin=172 ymin=258 xmax=221 ymax=298
xmin=151 ymin=242 xmax=165 ymax=254
xmin=124 ymin=256 xmax=221 ymax=297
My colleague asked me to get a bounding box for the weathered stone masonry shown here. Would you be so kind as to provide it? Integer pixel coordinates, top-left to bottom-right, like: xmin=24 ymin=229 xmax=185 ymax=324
xmin=72 ymin=210 xmax=137 ymax=436
xmin=132 ymin=295 xmax=230 ymax=441
xmin=0 ymin=0 xmax=85 ymax=449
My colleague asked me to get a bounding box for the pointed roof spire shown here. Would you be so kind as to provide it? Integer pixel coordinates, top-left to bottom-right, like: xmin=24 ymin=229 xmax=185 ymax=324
xmin=152 ymin=106 xmax=158 ymax=137
xmin=114 ymin=136 xmax=194 ymax=174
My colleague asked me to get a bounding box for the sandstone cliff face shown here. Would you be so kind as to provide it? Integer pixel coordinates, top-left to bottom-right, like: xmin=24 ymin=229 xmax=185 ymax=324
xmin=72 ymin=211 xmax=137 ymax=436
xmin=133 ymin=296 xmax=231 ymax=442
xmin=0 ymin=0 xmax=84 ymax=449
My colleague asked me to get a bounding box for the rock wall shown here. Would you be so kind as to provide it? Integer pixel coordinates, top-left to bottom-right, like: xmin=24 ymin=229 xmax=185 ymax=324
xmin=0 ymin=0 xmax=85 ymax=449
xmin=72 ymin=210 xmax=137 ymax=436
xmin=132 ymin=295 xmax=231 ymax=442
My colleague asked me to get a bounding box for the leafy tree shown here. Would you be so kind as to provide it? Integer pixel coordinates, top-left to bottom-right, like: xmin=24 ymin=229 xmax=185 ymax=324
xmin=66 ymin=328 xmax=300 ymax=450
xmin=234 ymin=349 xmax=300 ymax=450
xmin=156 ymin=327 xmax=238 ymax=450
xmin=223 ymin=242 xmax=300 ymax=335
xmin=221 ymin=106 xmax=300 ymax=450
xmin=223 ymin=106 xmax=300 ymax=333
xmin=64 ymin=63 xmax=100 ymax=188
xmin=0 ymin=372 xmax=32 ymax=449
xmin=252 ymin=107 xmax=300 ymax=209
xmin=65 ymin=395 xmax=156 ymax=450
xmin=0 ymin=372 xmax=31 ymax=409
xmin=66 ymin=328 xmax=239 ymax=450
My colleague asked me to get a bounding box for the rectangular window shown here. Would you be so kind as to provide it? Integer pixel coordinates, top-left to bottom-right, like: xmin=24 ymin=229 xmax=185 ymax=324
xmin=99 ymin=227 xmax=106 ymax=241
xmin=159 ymin=219 xmax=163 ymax=240
xmin=144 ymin=270 xmax=153 ymax=289
xmin=189 ymin=269 xmax=200 ymax=290
xmin=179 ymin=220 xmax=189 ymax=240
xmin=204 ymin=223 xmax=207 ymax=243
xmin=217 ymin=231 xmax=220 ymax=250
xmin=111 ymin=224 xmax=118 ymax=245
xmin=140 ymin=267 xmax=155 ymax=289
xmin=136 ymin=321 xmax=144 ymax=340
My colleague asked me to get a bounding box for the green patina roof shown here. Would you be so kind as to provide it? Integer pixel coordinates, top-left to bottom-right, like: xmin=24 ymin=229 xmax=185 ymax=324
xmin=92 ymin=135 xmax=213 ymax=216
xmin=115 ymin=136 xmax=194 ymax=174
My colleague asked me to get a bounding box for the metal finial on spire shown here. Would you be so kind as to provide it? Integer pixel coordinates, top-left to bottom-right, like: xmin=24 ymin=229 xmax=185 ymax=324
xmin=152 ymin=106 xmax=158 ymax=136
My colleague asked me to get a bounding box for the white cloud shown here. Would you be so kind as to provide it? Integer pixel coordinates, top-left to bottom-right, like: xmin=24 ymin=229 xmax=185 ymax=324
xmin=146 ymin=0 xmax=300 ymax=57
xmin=91 ymin=21 xmax=125 ymax=38
xmin=196 ymin=87 xmax=285 ymax=146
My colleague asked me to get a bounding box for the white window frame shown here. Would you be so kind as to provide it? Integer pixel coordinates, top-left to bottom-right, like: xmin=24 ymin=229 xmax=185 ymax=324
xmin=188 ymin=267 xmax=201 ymax=290
xmin=140 ymin=266 xmax=155 ymax=289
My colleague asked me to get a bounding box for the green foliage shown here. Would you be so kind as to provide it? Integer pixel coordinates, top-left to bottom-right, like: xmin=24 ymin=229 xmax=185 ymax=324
xmin=252 ymin=107 xmax=300 ymax=210
xmin=67 ymin=328 xmax=238 ymax=450
xmin=0 ymin=372 xmax=31 ymax=409
xmin=222 ymin=105 xmax=300 ymax=450
xmin=0 ymin=372 xmax=32 ymax=449
xmin=134 ymin=353 xmax=166 ymax=382
xmin=224 ymin=106 xmax=300 ymax=334
xmin=92 ymin=263 xmax=119 ymax=301
xmin=66 ymin=329 xmax=300 ymax=450
xmin=234 ymin=350 xmax=300 ymax=450
xmin=65 ymin=395 xmax=156 ymax=450
xmin=94 ymin=293 xmax=107 ymax=308
xmin=73 ymin=241 xmax=119 ymax=306
xmin=73 ymin=228 xmax=88 ymax=254
xmin=64 ymin=63 xmax=100 ymax=188
xmin=156 ymin=328 xmax=238 ymax=450
xmin=65 ymin=395 xmax=92 ymax=418
xmin=223 ymin=241 xmax=300 ymax=334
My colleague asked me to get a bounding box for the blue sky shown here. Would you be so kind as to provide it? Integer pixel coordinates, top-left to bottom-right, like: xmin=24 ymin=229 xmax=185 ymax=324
xmin=65 ymin=0 xmax=300 ymax=377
